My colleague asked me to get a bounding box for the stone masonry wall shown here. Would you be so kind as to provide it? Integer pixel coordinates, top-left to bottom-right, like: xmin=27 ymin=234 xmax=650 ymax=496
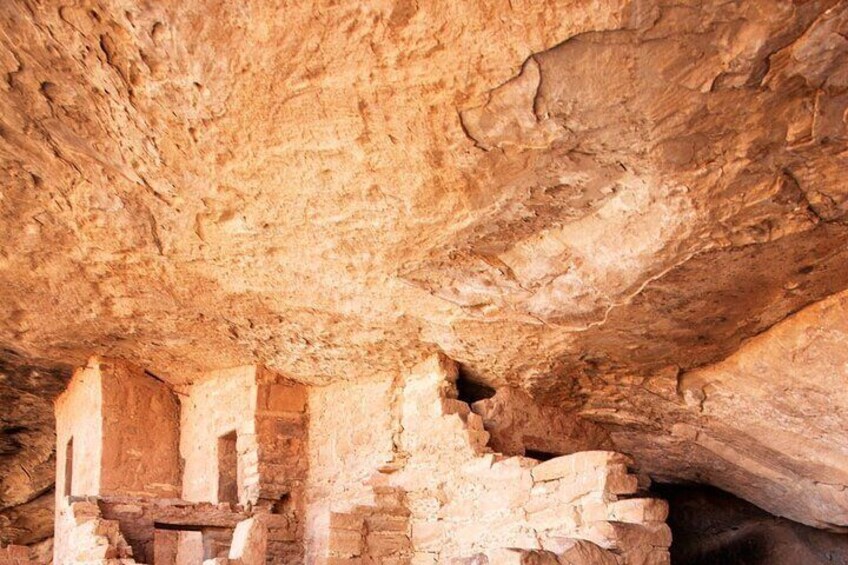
xmin=55 ymin=359 xmax=103 ymax=500
xmin=99 ymin=359 xmax=181 ymax=499
xmin=51 ymin=355 xmax=669 ymax=564
xmin=254 ymin=368 xmax=309 ymax=563
xmin=180 ymin=365 xmax=308 ymax=562
xmin=394 ymin=355 xmax=670 ymax=564
xmin=326 ymin=486 xmax=412 ymax=564
xmin=53 ymin=359 xmax=105 ymax=564
xmin=56 ymin=499 xmax=137 ymax=564
xmin=54 ymin=357 xmax=182 ymax=564
xmin=305 ymin=376 xmax=396 ymax=562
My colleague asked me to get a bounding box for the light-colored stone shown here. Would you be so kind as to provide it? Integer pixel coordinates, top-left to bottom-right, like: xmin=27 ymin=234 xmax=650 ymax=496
xmin=555 ymin=539 xmax=618 ymax=565
xmin=531 ymin=452 xmax=632 ymax=484
xmin=228 ymin=518 xmax=267 ymax=565
xmin=607 ymin=499 xmax=669 ymax=524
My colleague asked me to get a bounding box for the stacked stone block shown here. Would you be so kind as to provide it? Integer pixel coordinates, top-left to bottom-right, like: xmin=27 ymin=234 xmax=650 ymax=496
xmin=59 ymin=499 xmax=137 ymax=564
xmin=254 ymin=370 xmax=309 ymax=562
xmin=327 ymin=486 xmax=412 ymax=564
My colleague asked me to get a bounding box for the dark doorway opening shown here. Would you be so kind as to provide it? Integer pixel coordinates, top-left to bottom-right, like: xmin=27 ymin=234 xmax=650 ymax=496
xmin=64 ymin=437 xmax=74 ymax=496
xmin=217 ymin=431 xmax=238 ymax=505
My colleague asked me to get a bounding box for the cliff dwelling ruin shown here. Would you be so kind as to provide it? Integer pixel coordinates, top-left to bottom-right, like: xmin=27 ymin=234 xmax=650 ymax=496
xmin=2 ymin=0 xmax=848 ymax=564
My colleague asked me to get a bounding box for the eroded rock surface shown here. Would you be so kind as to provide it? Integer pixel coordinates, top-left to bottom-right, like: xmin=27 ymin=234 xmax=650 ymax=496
xmin=1 ymin=0 xmax=848 ymax=554
xmin=0 ymin=351 xmax=69 ymax=547
xmin=586 ymin=290 xmax=848 ymax=530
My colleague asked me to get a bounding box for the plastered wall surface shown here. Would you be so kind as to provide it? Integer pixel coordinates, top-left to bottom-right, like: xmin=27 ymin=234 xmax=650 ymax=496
xmin=54 ymin=359 xmax=104 ymax=564
xmin=180 ymin=366 xmax=258 ymax=504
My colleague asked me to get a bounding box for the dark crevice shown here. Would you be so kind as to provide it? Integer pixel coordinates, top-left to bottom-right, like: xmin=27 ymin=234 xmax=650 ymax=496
xmin=455 ymin=365 xmax=496 ymax=404
xmin=524 ymin=449 xmax=561 ymax=461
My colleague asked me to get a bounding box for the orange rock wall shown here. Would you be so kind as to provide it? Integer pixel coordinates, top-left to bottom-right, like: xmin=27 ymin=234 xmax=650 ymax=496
xmin=100 ymin=359 xmax=181 ymax=498
xmin=0 ymin=545 xmax=35 ymax=565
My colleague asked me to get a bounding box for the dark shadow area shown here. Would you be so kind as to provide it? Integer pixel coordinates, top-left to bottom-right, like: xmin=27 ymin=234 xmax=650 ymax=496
xmin=655 ymin=483 xmax=848 ymax=565
xmin=524 ymin=449 xmax=560 ymax=461
xmin=456 ymin=364 xmax=496 ymax=404
xmin=64 ymin=437 xmax=73 ymax=497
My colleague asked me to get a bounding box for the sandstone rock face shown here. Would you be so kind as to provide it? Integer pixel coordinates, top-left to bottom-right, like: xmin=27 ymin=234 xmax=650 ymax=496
xmin=1 ymin=0 xmax=848 ymax=556
xmin=593 ymin=290 xmax=848 ymax=530
xmin=0 ymin=352 xmax=69 ymax=548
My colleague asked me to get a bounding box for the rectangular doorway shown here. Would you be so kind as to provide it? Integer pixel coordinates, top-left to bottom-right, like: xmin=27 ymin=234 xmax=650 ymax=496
xmin=217 ymin=431 xmax=238 ymax=505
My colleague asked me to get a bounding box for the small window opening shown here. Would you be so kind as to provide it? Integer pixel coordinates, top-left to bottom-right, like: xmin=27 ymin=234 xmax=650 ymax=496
xmin=64 ymin=437 xmax=74 ymax=496
xmin=217 ymin=430 xmax=238 ymax=505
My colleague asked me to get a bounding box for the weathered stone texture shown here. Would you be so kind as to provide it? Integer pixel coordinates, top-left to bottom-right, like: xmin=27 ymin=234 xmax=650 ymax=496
xmin=0 ymin=544 xmax=36 ymax=565
xmin=471 ymin=387 xmax=613 ymax=457
xmin=597 ymin=289 xmax=848 ymax=530
xmin=2 ymin=0 xmax=848 ymax=556
xmin=228 ymin=517 xmax=267 ymax=565
xmin=0 ymin=351 xmax=69 ymax=548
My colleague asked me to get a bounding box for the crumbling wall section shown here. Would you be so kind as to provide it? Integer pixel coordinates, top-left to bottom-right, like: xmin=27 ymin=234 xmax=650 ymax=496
xmin=312 ymin=355 xmax=671 ymax=564
xmin=392 ymin=355 xmax=671 ymax=564
xmin=55 ymin=499 xmax=137 ymax=564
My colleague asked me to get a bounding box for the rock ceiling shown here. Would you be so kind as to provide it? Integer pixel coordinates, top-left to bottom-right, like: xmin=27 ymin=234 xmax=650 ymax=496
xmin=1 ymin=0 xmax=848 ymax=544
